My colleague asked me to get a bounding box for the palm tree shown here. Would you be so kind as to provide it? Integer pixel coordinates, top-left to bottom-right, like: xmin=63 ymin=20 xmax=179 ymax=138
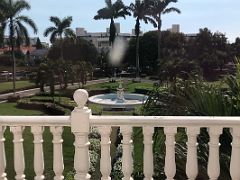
xmin=44 ymin=16 xmax=75 ymax=89
xmin=129 ymin=0 xmax=157 ymax=78
xmin=149 ymin=0 xmax=180 ymax=62
xmin=43 ymin=16 xmax=75 ymax=45
xmin=94 ymin=0 xmax=130 ymax=45
xmin=0 ymin=2 xmax=6 ymax=45
xmin=1 ymin=0 xmax=38 ymax=94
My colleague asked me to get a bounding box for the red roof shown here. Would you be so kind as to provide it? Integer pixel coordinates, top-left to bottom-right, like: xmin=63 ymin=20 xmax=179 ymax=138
xmin=0 ymin=46 xmax=36 ymax=54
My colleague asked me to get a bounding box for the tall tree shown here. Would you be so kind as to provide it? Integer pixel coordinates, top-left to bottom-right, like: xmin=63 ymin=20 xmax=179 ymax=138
xmin=0 ymin=2 xmax=6 ymax=47
xmin=43 ymin=16 xmax=75 ymax=45
xmin=1 ymin=0 xmax=38 ymax=94
xmin=94 ymin=0 xmax=130 ymax=45
xmin=149 ymin=0 xmax=180 ymax=62
xmin=129 ymin=0 xmax=157 ymax=78
xmin=35 ymin=37 xmax=43 ymax=49
xmin=44 ymin=16 xmax=75 ymax=89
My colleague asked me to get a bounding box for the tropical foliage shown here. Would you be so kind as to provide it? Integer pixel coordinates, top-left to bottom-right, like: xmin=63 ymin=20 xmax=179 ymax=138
xmin=148 ymin=0 xmax=181 ymax=61
xmin=0 ymin=0 xmax=37 ymax=93
xmin=136 ymin=59 xmax=240 ymax=179
xmin=94 ymin=0 xmax=130 ymax=45
xmin=129 ymin=0 xmax=157 ymax=78
xmin=43 ymin=16 xmax=75 ymax=44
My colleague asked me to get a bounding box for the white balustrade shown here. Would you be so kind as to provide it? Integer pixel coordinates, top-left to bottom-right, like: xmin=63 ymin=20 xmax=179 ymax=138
xmin=143 ymin=126 xmax=154 ymax=180
xmin=186 ymin=127 xmax=200 ymax=180
xmin=10 ymin=126 xmax=25 ymax=180
xmin=121 ymin=126 xmax=133 ymax=180
xmin=0 ymin=126 xmax=6 ymax=180
xmin=230 ymin=127 xmax=240 ymax=180
xmin=50 ymin=126 xmax=64 ymax=180
xmin=31 ymin=126 xmax=44 ymax=180
xmin=2 ymin=90 xmax=240 ymax=180
xmin=71 ymin=89 xmax=91 ymax=180
xmin=164 ymin=127 xmax=177 ymax=180
xmin=207 ymin=127 xmax=222 ymax=180
xmin=99 ymin=126 xmax=112 ymax=180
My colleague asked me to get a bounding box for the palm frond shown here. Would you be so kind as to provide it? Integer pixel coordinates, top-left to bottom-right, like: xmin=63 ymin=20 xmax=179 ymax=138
xmin=144 ymin=16 xmax=157 ymax=27
xmin=50 ymin=16 xmax=61 ymax=27
xmin=43 ymin=27 xmax=56 ymax=37
xmin=16 ymin=21 xmax=30 ymax=45
xmin=165 ymin=0 xmax=178 ymax=4
xmin=59 ymin=16 xmax=72 ymax=30
xmin=64 ymin=28 xmax=76 ymax=38
xmin=94 ymin=8 xmax=112 ymax=19
xmin=49 ymin=31 xmax=58 ymax=43
xmin=105 ymin=0 xmax=112 ymax=8
xmin=163 ymin=7 xmax=181 ymax=14
xmin=12 ymin=0 xmax=30 ymax=15
xmin=16 ymin=15 xmax=38 ymax=33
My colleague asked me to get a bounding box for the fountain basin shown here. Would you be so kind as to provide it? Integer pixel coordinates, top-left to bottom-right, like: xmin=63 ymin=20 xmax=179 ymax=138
xmin=88 ymin=93 xmax=148 ymax=109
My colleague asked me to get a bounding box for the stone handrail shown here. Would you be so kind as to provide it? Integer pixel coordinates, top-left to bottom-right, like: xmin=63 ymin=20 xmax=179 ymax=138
xmin=0 ymin=89 xmax=240 ymax=179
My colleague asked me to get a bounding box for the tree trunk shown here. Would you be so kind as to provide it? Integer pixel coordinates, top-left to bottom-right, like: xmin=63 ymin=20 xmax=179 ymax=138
xmin=40 ymin=83 xmax=44 ymax=92
xmin=157 ymin=15 xmax=162 ymax=63
xmin=50 ymin=70 xmax=55 ymax=96
xmin=9 ymin=16 xmax=16 ymax=95
xmin=109 ymin=18 xmax=116 ymax=46
xmin=135 ymin=18 xmax=140 ymax=78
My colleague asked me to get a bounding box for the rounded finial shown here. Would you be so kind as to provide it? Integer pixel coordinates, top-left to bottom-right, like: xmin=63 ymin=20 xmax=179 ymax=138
xmin=73 ymin=89 xmax=89 ymax=108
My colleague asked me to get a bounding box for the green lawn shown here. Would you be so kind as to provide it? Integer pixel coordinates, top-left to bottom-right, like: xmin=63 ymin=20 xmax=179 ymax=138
xmin=0 ymin=85 xmax=147 ymax=179
xmin=0 ymin=102 xmax=74 ymax=179
xmin=0 ymin=102 xmax=44 ymax=115
xmin=0 ymin=81 xmax=36 ymax=93
xmin=85 ymin=81 xmax=154 ymax=93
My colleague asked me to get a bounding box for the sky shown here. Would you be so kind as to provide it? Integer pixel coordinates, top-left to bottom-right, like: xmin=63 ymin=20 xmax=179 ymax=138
xmin=23 ymin=0 xmax=240 ymax=43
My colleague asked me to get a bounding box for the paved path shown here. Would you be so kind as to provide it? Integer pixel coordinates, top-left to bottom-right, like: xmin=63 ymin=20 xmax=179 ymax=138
xmin=0 ymin=78 xmax=109 ymax=101
xmin=0 ymin=77 xmax=157 ymax=102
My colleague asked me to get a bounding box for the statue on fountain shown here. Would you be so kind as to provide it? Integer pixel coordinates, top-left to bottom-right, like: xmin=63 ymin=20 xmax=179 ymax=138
xmin=116 ymin=79 xmax=125 ymax=102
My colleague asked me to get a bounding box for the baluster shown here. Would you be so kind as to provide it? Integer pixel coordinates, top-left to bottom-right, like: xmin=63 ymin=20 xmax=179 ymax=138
xmin=50 ymin=127 xmax=64 ymax=180
xmin=207 ymin=127 xmax=222 ymax=180
xmin=230 ymin=127 xmax=240 ymax=180
xmin=0 ymin=126 xmax=6 ymax=180
xmin=99 ymin=126 xmax=112 ymax=180
xmin=10 ymin=126 xmax=25 ymax=180
xmin=143 ymin=126 xmax=154 ymax=180
xmin=31 ymin=126 xmax=44 ymax=180
xmin=71 ymin=89 xmax=91 ymax=179
xmin=186 ymin=127 xmax=200 ymax=180
xmin=121 ymin=126 xmax=133 ymax=180
xmin=164 ymin=127 xmax=177 ymax=180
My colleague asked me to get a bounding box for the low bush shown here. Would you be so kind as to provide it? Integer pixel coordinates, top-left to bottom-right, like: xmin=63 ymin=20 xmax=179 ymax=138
xmin=7 ymin=94 xmax=20 ymax=102
xmin=134 ymin=88 xmax=151 ymax=95
xmin=88 ymin=89 xmax=110 ymax=96
xmin=17 ymin=100 xmax=66 ymax=115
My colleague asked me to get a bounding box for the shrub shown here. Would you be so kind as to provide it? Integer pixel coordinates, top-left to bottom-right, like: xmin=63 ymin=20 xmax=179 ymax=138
xmin=17 ymin=99 xmax=66 ymax=115
xmin=7 ymin=94 xmax=20 ymax=102
xmin=134 ymin=88 xmax=151 ymax=95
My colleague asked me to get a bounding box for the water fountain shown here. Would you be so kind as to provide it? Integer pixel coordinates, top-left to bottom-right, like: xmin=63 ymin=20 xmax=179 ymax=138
xmin=88 ymin=79 xmax=148 ymax=110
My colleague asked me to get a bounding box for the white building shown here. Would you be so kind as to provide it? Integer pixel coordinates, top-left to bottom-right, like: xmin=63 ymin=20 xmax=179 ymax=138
xmin=76 ymin=23 xmax=135 ymax=52
xmin=167 ymin=24 xmax=180 ymax=33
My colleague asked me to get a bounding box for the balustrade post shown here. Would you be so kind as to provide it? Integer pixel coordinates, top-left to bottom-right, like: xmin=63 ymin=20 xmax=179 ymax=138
xmin=230 ymin=127 xmax=240 ymax=180
xmin=164 ymin=127 xmax=177 ymax=180
xmin=143 ymin=126 xmax=154 ymax=180
xmin=207 ymin=127 xmax=222 ymax=180
xmin=71 ymin=89 xmax=91 ymax=180
xmin=50 ymin=126 xmax=64 ymax=180
xmin=0 ymin=126 xmax=6 ymax=180
xmin=31 ymin=126 xmax=44 ymax=180
xmin=99 ymin=126 xmax=112 ymax=180
xmin=10 ymin=126 xmax=25 ymax=180
xmin=186 ymin=127 xmax=200 ymax=180
xmin=121 ymin=126 xmax=133 ymax=180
